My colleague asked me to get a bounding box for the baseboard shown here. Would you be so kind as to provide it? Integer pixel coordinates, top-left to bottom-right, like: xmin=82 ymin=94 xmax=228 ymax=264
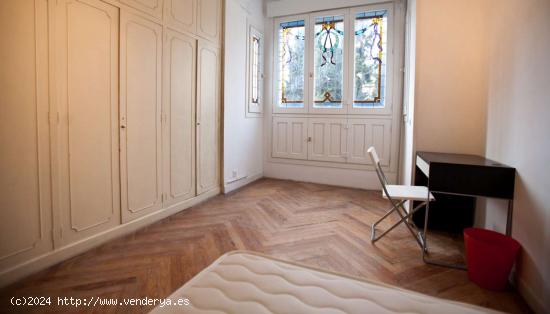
xmin=223 ymin=172 xmax=263 ymax=194
xmin=264 ymin=161 xmax=395 ymax=190
xmin=517 ymin=276 xmax=547 ymax=314
xmin=0 ymin=188 xmax=220 ymax=288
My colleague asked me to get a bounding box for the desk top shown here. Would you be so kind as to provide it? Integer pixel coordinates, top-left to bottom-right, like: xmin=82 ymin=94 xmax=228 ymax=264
xmin=417 ymin=151 xmax=513 ymax=169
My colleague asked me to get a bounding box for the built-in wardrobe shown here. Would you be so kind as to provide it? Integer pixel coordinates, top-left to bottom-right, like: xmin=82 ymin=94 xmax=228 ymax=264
xmin=0 ymin=0 xmax=222 ymax=284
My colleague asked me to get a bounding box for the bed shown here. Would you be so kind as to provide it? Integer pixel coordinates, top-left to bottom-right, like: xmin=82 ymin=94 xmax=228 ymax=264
xmin=150 ymin=251 xmax=501 ymax=313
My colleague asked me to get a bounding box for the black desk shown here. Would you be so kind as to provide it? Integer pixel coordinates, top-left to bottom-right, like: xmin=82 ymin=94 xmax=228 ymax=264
xmin=414 ymin=151 xmax=516 ymax=268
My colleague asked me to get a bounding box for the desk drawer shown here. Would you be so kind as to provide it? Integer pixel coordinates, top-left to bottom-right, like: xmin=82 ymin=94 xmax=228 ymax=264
xmin=429 ymin=163 xmax=515 ymax=199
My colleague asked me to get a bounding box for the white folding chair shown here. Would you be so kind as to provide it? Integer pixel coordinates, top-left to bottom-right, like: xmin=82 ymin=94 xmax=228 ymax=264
xmin=368 ymin=147 xmax=434 ymax=250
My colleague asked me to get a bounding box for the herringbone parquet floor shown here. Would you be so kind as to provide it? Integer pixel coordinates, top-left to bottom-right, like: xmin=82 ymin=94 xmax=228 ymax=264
xmin=0 ymin=179 xmax=531 ymax=313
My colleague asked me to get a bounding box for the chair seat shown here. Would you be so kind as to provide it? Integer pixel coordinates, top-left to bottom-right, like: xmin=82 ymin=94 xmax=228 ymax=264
xmin=383 ymin=185 xmax=435 ymax=201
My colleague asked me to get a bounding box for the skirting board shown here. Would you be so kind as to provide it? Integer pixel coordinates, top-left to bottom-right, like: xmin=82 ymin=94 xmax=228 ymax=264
xmin=0 ymin=188 xmax=220 ymax=288
xmin=264 ymin=161 xmax=395 ymax=190
xmin=223 ymin=172 xmax=263 ymax=194
xmin=518 ymin=276 xmax=547 ymax=314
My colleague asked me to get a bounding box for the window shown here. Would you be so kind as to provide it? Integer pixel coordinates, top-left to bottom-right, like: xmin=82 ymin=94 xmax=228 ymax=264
xmin=277 ymin=20 xmax=306 ymax=109
xmin=248 ymin=25 xmax=263 ymax=116
xmin=313 ymin=15 xmax=344 ymax=108
xmin=273 ymin=5 xmax=393 ymax=114
xmin=251 ymin=36 xmax=260 ymax=104
xmin=353 ymin=10 xmax=387 ymax=108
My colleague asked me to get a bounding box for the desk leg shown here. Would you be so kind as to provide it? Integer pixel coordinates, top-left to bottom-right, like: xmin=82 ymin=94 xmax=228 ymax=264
xmin=422 ymin=188 xmax=467 ymax=270
xmin=506 ymin=200 xmax=514 ymax=236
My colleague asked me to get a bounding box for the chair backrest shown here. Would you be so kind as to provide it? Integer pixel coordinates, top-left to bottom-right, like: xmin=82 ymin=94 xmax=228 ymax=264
xmin=368 ymin=146 xmax=389 ymax=188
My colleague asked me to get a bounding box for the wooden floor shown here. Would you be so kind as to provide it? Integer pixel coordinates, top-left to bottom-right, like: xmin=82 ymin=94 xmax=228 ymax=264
xmin=1 ymin=179 xmax=531 ymax=313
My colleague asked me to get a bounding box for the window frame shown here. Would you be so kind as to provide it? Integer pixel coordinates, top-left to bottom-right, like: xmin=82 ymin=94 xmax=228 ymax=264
xmin=272 ymin=4 xmax=395 ymax=116
xmin=348 ymin=3 xmax=394 ymax=115
xmin=272 ymin=14 xmax=310 ymax=114
xmin=247 ymin=24 xmax=264 ymax=117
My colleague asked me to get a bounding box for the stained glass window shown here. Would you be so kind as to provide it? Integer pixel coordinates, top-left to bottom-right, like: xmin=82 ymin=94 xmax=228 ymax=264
xmin=251 ymin=36 xmax=260 ymax=104
xmin=353 ymin=10 xmax=387 ymax=108
xmin=278 ymin=20 xmax=305 ymax=108
xmin=313 ymin=15 xmax=344 ymax=108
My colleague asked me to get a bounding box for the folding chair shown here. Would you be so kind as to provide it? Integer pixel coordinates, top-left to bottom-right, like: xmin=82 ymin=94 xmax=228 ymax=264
xmin=367 ymin=147 xmax=434 ymax=250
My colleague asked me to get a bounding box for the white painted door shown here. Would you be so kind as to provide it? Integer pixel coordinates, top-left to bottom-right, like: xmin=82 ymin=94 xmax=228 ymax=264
xmin=163 ymin=29 xmax=196 ymax=206
xmin=308 ymin=118 xmax=348 ymax=162
xmin=52 ymin=0 xmax=121 ymax=245
xmin=0 ymin=0 xmax=53 ymax=269
xmin=120 ymin=11 xmax=163 ymax=222
xmin=196 ymin=41 xmax=221 ymax=194
xmin=164 ymin=0 xmax=196 ymax=34
xmin=120 ymin=0 xmax=163 ymax=19
xmin=196 ymin=0 xmax=222 ymax=43
xmin=347 ymin=118 xmax=391 ymax=166
xmin=271 ymin=117 xmax=308 ymax=160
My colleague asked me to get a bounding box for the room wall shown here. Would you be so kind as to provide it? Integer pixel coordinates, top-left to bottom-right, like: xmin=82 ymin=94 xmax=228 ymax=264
xmin=223 ymin=0 xmax=266 ymax=192
xmin=413 ymin=0 xmax=489 ymax=155
xmin=483 ymin=0 xmax=550 ymax=312
xmin=267 ymin=0 xmax=392 ymax=17
xmin=412 ymin=0 xmax=550 ymax=311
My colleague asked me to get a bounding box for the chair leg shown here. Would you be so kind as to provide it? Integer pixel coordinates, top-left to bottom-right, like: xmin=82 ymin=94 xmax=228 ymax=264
xmin=371 ymin=201 xmax=404 ymax=231
xmin=371 ymin=201 xmax=426 ymax=250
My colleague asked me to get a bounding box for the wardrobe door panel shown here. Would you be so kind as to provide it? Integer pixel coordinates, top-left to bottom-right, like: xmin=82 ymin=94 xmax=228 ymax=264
xmin=165 ymin=0 xmax=196 ymax=34
xmin=307 ymin=118 xmax=348 ymax=163
xmin=196 ymin=42 xmax=220 ymax=194
xmin=121 ymin=0 xmax=163 ymax=19
xmin=120 ymin=11 xmax=163 ymax=222
xmin=0 ymin=0 xmax=53 ymax=269
xmin=53 ymin=0 xmax=120 ymax=245
xmin=197 ymin=0 xmax=221 ymax=43
xmin=163 ymin=30 xmax=196 ymax=206
xmin=347 ymin=119 xmax=391 ymax=166
xmin=271 ymin=117 xmax=308 ymax=160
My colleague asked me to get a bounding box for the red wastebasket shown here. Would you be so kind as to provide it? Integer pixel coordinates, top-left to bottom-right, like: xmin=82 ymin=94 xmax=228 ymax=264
xmin=464 ymin=228 xmax=521 ymax=290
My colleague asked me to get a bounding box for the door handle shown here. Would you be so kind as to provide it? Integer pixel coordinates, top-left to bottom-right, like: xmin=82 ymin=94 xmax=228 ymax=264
xmin=120 ymin=125 xmax=126 ymax=129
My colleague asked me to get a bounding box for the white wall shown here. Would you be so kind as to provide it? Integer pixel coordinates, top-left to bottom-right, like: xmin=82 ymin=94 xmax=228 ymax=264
xmin=483 ymin=0 xmax=550 ymax=312
xmin=267 ymin=0 xmax=390 ymax=17
xmin=223 ymin=0 xmax=266 ymax=192
xmin=413 ymin=0 xmax=489 ymax=155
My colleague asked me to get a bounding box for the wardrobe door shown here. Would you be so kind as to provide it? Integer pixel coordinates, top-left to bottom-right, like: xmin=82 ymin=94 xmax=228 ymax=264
xmin=196 ymin=41 xmax=221 ymax=194
xmin=307 ymin=118 xmax=348 ymax=163
xmin=347 ymin=118 xmax=392 ymax=166
xmin=120 ymin=11 xmax=163 ymax=222
xmin=162 ymin=30 xmax=196 ymax=206
xmin=197 ymin=0 xmax=222 ymax=43
xmin=0 ymin=0 xmax=53 ymax=270
xmin=271 ymin=117 xmax=308 ymax=160
xmin=165 ymin=0 xmax=196 ymax=34
xmin=120 ymin=0 xmax=163 ymax=19
xmin=52 ymin=0 xmax=120 ymax=245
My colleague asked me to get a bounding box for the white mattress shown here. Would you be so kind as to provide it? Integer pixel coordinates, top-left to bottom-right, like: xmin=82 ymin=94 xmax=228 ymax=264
xmin=151 ymin=251 xmax=501 ymax=314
